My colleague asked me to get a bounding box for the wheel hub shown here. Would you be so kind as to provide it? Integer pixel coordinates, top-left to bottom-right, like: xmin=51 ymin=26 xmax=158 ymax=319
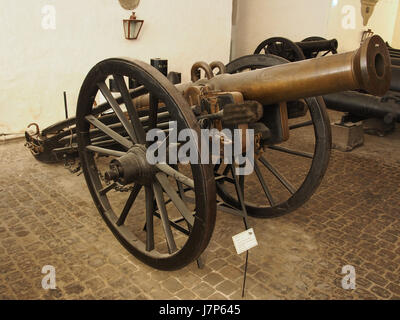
xmin=105 ymin=145 xmax=155 ymax=186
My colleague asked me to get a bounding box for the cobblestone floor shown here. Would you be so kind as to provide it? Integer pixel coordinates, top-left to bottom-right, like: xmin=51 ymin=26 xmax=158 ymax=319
xmin=0 ymin=123 xmax=399 ymax=300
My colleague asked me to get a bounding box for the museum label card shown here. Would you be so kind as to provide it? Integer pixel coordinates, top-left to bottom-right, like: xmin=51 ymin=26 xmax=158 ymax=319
xmin=232 ymin=228 xmax=258 ymax=255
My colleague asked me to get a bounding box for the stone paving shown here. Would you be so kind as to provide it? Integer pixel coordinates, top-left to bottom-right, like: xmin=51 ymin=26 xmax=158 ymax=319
xmin=0 ymin=128 xmax=399 ymax=300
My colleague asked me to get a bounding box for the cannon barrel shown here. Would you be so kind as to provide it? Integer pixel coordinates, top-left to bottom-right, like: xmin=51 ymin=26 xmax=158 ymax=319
xmin=132 ymin=36 xmax=390 ymax=108
xmin=323 ymin=91 xmax=400 ymax=123
xmin=206 ymin=35 xmax=390 ymax=105
xmin=296 ymin=39 xmax=338 ymax=54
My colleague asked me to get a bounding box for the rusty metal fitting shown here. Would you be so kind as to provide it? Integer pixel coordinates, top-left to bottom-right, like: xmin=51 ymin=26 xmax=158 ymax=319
xmin=210 ymin=61 xmax=226 ymax=75
xmin=191 ymin=62 xmax=214 ymax=82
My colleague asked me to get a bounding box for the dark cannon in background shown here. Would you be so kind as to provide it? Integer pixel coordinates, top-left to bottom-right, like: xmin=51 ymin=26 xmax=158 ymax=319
xmin=254 ymin=36 xmax=338 ymax=61
xmin=24 ymin=36 xmax=390 ymax=270
xmin=254 ymin=35 xmax=400 ymax=146
xmin=323 ymin=91 xmax=400 ymax=126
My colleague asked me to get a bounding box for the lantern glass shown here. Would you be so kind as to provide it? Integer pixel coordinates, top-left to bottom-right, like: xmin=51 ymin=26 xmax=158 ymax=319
xmin=123 ymin=19 xmax=144 ymax=39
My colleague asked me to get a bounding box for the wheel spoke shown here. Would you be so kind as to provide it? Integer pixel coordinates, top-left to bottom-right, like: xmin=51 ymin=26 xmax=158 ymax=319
xmin=268 ymin=145 xmax=313 ymax=159
xmin=259 ymin=156 xmax=296 ymax=195
xmin=88 ymin=110 xmax=170 ymax=141
xmin=98 ymin=81 xmax=138 ymax=144
xmin=149 ymin=95 xmax=158 ymax=130
xmin=239 ymin=172 xmax=244 ymax=198
xmin=116 ymin=184 xmax=142 ymax=226
xmin=230 ymin=165 xmax=249 ymax=226
xmin=92 ymin=139 xmax=124 ymax=149
xmin=156 ymin=163 xmax=195 ymax=189
xmin=289 ymin=120 xmax=313 ymax=130
xmin=90 ymin=133 xmax=123 ymax=144
xmin=156 ymin=172 xmax=194 ymax=227
xmin=145 ymin=186 xmax=155 ymax=251
xmin=214 ymin=174 xmax=235 ymax=184
xmin=223 ymin=163 xmax=231 ymax=176
xmin=85 ymin=115 xmax=133 ymax=149
xmin=254 ymin=161 xmax=276 ymax=206
xmin=152 ymin=182 xmax=178 ymax=254
xmin=152 ymin=212 xmax=190 ymax=236
xmin=217 ymin=201 xmax=246 ymax=216
xmin=147 ymin=89 xmax=159 ymax=148
xmin=113 ymin=75 xmax=147 ymax=144
xmin=86 ymin=145 xmax=125 ymax=157
xmin=99 ymin=183 xmax=117 ymax=195
xmin=91 ymin=85 xmax=148 ymax=117
xmin=172 ymin=164 xmax=189 ymax=203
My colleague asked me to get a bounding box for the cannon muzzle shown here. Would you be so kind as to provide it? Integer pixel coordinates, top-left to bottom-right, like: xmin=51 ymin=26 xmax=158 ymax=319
xmin=207 ymin=35 xmax=391 ymax=104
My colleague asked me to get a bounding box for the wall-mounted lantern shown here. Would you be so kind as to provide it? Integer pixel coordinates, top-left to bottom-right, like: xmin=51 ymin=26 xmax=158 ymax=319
xmin=123 ymin=11 xmax=144 ymax=40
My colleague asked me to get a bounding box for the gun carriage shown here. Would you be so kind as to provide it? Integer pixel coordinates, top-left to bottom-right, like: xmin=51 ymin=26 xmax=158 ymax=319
xmin=25 ymin=35 xmax=390 ymax=270
xmin=254 ymin=36 xmax=339 ymax=61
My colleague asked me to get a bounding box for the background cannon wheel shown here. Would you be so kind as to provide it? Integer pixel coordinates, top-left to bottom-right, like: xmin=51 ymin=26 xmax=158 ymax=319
xmin=254 ymin=37 xmax=305 ymax=62
xmin=219 ymin=54 xmax=331 ymax=218
xmin=76 ymin=58 xmax=216 ymax=270
xmin=301 ymin=36 xmax=338 ymax=58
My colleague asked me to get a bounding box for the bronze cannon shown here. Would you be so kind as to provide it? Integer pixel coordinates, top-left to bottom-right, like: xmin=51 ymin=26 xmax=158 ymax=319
xmin=26 ymin=35 xmax=391 ymax=270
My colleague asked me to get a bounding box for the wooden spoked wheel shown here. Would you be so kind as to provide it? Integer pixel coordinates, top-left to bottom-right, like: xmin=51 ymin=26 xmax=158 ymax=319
xmin=76 ymin=58 xmax=216 ymax=270
xmin=215 ymin=54 xmax=331 ymax=218
xmin=254 ymin=37 xmax=305 ymax=62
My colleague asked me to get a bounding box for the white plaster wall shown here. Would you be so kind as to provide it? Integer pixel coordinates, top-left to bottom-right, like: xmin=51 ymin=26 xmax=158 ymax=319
xmin=231 ymin=0 xmax=398 ymax=58
xmin=231 ymin=0 xmax=332 ymax=59
xmin=392 ymin=3 xmax=400 ymax=48
xmin=326 ymin=0 xmax=399 ymax=52
xmin=0 ymin=0 xmax=233 ymax=133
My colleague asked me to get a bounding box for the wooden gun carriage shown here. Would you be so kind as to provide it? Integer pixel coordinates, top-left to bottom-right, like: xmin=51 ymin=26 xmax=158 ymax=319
xmin=25 ymin=35 xmax=390 ymax=270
